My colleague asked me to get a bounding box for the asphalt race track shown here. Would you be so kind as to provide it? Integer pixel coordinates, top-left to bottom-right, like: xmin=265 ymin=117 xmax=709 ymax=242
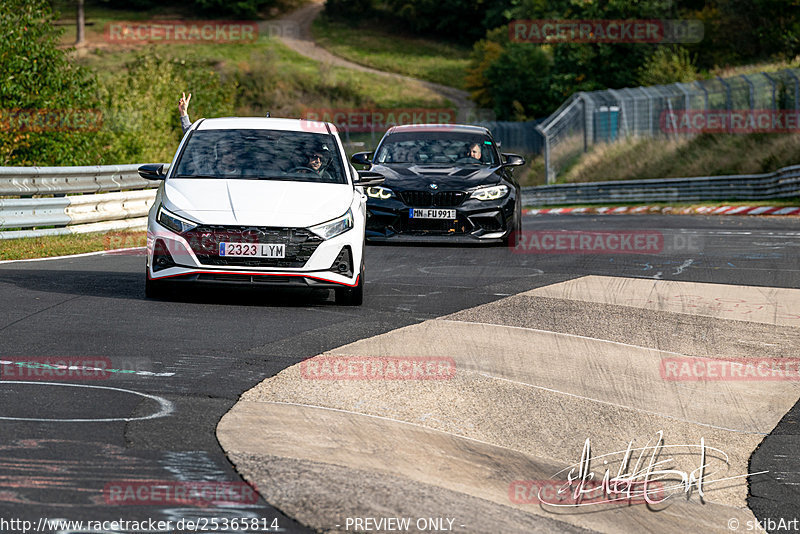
xmin=0 ymin=213 xmax=798 ymax=533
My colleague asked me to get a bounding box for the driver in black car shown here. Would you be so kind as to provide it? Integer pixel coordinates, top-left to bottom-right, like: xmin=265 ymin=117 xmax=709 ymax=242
xmin=466 ymin=142 xmax=483 ymax=162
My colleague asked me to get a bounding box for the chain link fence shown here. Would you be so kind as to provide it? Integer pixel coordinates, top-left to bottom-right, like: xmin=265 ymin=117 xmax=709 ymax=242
xmin=536 ymin=68 xmax=800 ymax=184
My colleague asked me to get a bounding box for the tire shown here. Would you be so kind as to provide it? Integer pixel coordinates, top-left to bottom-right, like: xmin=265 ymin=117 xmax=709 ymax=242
xmin=335 ymin=262 xmax=364 ymax=306
xmin=502 ymin=200 xmax=523 ymax=248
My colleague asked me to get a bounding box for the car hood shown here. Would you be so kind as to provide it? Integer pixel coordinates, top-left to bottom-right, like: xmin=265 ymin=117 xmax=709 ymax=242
xmin=372 ymin=164 xmax=502 ymax=190
xmin=162 ymin=178 xmax=353 ymax=227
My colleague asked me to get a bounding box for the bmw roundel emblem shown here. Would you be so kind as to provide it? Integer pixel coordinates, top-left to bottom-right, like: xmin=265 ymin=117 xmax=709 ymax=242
xmin=429 ymin=183 xmax=438 ymax=190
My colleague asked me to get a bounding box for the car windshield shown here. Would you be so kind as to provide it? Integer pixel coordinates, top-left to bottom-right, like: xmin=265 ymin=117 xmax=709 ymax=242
xmin=172 ymin=129 xmax=347 ymax=183
xmin=374 ymin=131 xmax=498 ymax=165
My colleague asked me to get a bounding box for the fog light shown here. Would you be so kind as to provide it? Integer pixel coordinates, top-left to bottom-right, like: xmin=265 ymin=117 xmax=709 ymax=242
xmin=329 ymin=246 xmax=354 ymax=277
xmin=152 ymin=239 xmax=176 ymax=272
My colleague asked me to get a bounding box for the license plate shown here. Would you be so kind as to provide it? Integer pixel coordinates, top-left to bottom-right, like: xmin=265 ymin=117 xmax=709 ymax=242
xmin=219 ymin=242 xmax=285 ymax=258
xmin=409 ymin=208 xmax=456 ymax=219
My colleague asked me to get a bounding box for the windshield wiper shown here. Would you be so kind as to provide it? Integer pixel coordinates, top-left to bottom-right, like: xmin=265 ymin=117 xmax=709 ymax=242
xmin=172 ymin=174 xmax=220 ymax=179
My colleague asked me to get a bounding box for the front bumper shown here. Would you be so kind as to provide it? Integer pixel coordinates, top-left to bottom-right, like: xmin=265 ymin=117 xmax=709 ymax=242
xmin=146 ymin=225 xmax=361 ymax=288
xmin=147 ymin=267 xmax=359 ymax=289
xmin=365 ymin=195 xmax=516 ymax=242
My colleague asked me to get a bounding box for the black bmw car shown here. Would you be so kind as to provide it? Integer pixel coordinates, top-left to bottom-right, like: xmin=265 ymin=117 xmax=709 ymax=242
xmin=351 ymin=124 xmax=525 ymax=244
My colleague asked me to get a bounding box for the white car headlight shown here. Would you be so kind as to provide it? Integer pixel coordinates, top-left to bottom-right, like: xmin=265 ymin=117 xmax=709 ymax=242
xmin=470 ymin=185 xmax=509 ymax=201
xmin=157 ymin=205 xmax=198 ymax=234
xmin=366 ymin=186 xmax=393 ymax=200
xmin=310 ymin=208 xmax=354 ymax=240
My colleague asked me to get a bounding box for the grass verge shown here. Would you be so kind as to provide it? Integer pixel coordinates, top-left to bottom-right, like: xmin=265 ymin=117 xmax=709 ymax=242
xmin=528 ymin=133 xmax=800 ymax=185
xmin=311 ymin=16 xmax=470 ymax=89
xmin=0 ymin=231 xmax=145 ymax=261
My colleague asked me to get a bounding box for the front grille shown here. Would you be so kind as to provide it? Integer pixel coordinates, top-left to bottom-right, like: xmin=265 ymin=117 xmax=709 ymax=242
xmin=400 ymin=190 xmax=465 ymax=207
xmin=434 ymin=191 xmax=466 ymax=207
xmin=183 ymin=225 xmax=322 ymax=268
xmin=401 ymin=214 xmax=472 ymax=235
xmin=400 ymin=191 xmax=432 ymax=207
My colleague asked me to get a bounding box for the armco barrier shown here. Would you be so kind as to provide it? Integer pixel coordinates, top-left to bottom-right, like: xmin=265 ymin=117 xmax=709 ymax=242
xmin=0 ymin=164 xmax=162 ymax=196
xmin=2 ymin=162 xmax=798 ymax=239
xmin=0 ymin=164 xmax=165 ymax=239
xmin=522 ymin=164 xmax=800 ymax=206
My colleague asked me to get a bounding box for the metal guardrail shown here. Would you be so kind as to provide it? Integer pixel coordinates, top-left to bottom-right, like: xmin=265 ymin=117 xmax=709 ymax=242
xmin=2 ymin=161 xmax=798 ymax=239
xmin=0 ymin=164 xmax=166 ymax=239
xmin=522 ymin=164 xmax=800 ymax=206
xmin=0 ymin=164 xmax=162 ymax=196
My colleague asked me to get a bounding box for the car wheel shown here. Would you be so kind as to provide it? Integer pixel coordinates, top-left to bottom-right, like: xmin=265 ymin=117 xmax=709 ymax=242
xmin=335 ymin=262 xmax=364 ymax=306
xmin=502 ymin=200 xmax=522 ymax=247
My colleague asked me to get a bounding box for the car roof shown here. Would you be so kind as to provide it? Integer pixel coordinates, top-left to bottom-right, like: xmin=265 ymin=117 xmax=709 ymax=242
xmin=195 ymin=117 xmax=336 ymax=134
xmin=386 ymin=123 xmax=492 ymax=135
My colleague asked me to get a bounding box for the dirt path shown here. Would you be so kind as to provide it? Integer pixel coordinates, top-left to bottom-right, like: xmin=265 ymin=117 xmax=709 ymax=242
xmin=269 ymin=0 xmax=476 ymax=115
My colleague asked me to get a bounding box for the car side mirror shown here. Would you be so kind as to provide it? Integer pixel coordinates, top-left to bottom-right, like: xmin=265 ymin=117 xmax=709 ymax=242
xmin=138 ymin=164 xmax=166 ymax=180
xmin=354 ymin=170 xmax=385 ymax=187
xmin=501 ymin=153 xmax=525 ymax=167
xmin=351 ymin=152 xmax=373 ymax=166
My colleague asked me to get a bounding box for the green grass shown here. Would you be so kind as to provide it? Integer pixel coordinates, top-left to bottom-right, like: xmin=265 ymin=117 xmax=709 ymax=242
xmin=0 ymin=231 xmax=145 ymax=261
xmin=71 ymin=33 xmax=449 ymax=114
xmin=311 ymin=16 xmax=471 ymax=89
xmin=538 ymin=133 xmax=800 ymax=185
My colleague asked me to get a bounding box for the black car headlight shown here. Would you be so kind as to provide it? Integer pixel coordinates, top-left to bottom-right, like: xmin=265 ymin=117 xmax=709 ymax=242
xmin=157 ymin=205 xmax=198 ymax=234
xmin=366 ymin=186 xmax=393 ymax=200
xmin=470 ymin=185 xmax=509 ymax=201
xmin=309 ymin=208 xmax=354 ymax=240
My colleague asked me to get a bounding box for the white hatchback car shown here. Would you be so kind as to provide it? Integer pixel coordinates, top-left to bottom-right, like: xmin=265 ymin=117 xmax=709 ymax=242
xmin=138 ymin=117 xmax=383 ymax=305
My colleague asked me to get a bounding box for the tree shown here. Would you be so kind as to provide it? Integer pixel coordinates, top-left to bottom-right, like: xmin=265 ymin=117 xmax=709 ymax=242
xmin=76 ymin=0 xmax=85 ymax=46
xmin=0 ymin=0 xmax=106 ymax=165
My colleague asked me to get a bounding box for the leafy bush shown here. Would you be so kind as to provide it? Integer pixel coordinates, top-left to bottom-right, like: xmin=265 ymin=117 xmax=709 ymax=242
xmin=98 ymin=51 xmax=235 ymax=164
xmin=466 ymin=28 xmax=556 ymax=120
xmin=0 ymin=0 xmax=108 ymax=165
xmin=324 ymin=0 xmax=376 ymax=18
xmin=191 ymin=0 xmax=281 ymax=18
xmin=366 ymin=0 xmax=514 ymax=45
xmin=638 ymin=47 xmax=698 ymax=86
